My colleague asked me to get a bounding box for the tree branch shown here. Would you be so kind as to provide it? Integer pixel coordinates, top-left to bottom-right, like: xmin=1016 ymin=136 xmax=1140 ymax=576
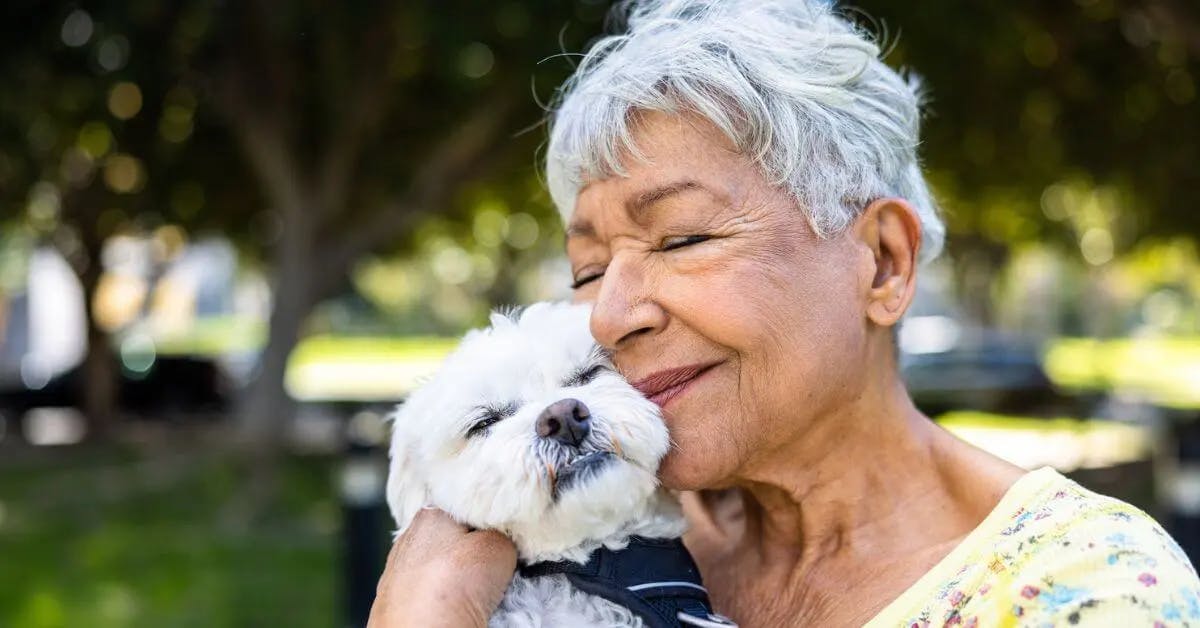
xmin=227 ymin=101 xmax=307 ymax=218
xmin=206 ymin=1 xmax=307 ymax=218
xmin=1149 ymin=0 xmax=1200 ymax=57
xmin=315 ymin=18 xmax=401 ymax=221
xmin=314 ymin=88 xmax=524 ymax=299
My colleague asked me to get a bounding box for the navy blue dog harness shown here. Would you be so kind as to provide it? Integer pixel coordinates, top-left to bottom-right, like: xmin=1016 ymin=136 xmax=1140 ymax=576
xmin=519 ymin=536 xmax=734 ymax=628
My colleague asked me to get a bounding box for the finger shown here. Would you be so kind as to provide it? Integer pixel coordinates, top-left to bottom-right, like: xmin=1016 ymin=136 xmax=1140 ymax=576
xmin=680 ymin=489 xmax=734 ymax=555
xmin=466 ymin=528 xmax=518 ymax=566
xmin=381 ymin=537 xmax=403 ymax=573
xmin=375 ymin=541 xmax=402 ymax=596
xmin=679 ymin=490 xmax=720 ymax=535
xmin=406 ymin=507 xmax=469 ymax=544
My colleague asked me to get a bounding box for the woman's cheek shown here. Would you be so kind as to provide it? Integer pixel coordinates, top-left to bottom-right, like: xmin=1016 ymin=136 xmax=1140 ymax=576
xmin=570 ymin=287 xmax=594 ymax=304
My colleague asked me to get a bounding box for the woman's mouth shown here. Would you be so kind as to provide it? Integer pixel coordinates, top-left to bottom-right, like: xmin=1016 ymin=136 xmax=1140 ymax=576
xmin=631 ymin=361 xmax=721 ymax=408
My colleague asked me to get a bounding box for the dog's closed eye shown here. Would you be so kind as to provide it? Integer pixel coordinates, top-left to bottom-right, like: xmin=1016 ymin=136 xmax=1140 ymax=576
xmin=564 ymin=364 xmax=610 ymax=387
xmin=465 ymin=402 xmax=519 ymax=438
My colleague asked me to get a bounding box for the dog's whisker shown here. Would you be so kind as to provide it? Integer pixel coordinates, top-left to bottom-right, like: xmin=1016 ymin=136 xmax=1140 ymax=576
xmin=619 ymin=425 xmax=636 ymax=449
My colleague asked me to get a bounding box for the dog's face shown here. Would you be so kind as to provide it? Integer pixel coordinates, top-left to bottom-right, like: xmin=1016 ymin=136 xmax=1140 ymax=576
xmin=386 ymin=302 xmax=670 ymax=557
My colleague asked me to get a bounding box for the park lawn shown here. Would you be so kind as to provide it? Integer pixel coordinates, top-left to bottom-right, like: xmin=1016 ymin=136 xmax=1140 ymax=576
xmin=0 ymin=444 xmax=342 ymax=628
xmin=1044 ymin=335 xmax=1200 ymax=409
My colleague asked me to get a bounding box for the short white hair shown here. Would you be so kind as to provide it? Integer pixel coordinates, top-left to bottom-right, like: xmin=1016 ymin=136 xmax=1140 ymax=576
xmin=546 ymin=0 xmax=945 ymax=262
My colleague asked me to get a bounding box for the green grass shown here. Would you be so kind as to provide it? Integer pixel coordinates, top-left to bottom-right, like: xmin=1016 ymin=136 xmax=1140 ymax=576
xmin=285 ymin=336 xmax=459 ymax=401
xmin=1044 ymin=336 xmax=1200 ymax=409
xmin=288 ymin=335 xmax=459 ymax=364
xmin=0 ymin=445 xmax=345 ymax=628
xmin=146 ymin=316 xmax=266 ymax=357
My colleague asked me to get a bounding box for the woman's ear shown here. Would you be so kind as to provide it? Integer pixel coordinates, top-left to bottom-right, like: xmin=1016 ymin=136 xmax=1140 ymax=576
xmin=852 ymin=198 xmax=922 ymax=327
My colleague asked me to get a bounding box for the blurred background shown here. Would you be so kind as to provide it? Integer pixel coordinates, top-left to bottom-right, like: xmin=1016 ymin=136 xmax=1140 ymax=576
xmin=0 ymin=0 xmax=1197 ymax=626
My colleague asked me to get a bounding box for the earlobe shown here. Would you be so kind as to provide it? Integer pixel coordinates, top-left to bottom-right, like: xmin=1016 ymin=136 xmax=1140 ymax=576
xmin=858 ymin=198 xmax=921 ymax=327
xmin=866 ymin=276 xmax=907 ymax=322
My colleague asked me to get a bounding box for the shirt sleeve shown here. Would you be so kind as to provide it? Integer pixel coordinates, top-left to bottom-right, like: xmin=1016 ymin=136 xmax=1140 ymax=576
xmin=999 ymin=508 xmax=1200 ymax=627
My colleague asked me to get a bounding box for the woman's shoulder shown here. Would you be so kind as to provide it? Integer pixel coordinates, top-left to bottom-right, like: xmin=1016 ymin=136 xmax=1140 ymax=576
xmin=996 ymin=467 xmax=1193 ymax=575
xmin=868 ymin=467 xmax=1200 ymax=627
xmin=986 ymin=468 xmax=1199 ymax=621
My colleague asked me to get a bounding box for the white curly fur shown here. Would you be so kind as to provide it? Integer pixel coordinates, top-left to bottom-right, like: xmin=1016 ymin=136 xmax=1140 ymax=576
xmin=386 ymin=302 xmax=688 ymax=626
xmin=493 ymin=575 xmax=644 ymax=628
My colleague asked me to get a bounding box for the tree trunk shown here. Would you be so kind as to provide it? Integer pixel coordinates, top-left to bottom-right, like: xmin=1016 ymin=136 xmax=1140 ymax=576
xmin=80 ymin=317 xmax=118 ymax=440
xmin=76 ymin=241 xmax=119 ymax=441
xmin=223 ymin=208 xmax=324 ymax=526
xmin=234 ymin=212 xmax=314 ymax=450
xmin=948 ymin=237 xmax=1008 ymax=329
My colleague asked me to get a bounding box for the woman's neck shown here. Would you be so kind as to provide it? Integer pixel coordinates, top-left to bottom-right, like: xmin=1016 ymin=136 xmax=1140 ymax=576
xmin=682 ymin=339 xmax=1028 ymax=625
xmin=731 ymin=375 xmax=1019 ymax=572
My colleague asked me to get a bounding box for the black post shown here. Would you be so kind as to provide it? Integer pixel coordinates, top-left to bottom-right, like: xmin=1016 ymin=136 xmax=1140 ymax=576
xmin=1169 ymin=415 xmax=1200 ymax=566
xmin=340 ymin=408 xmax=390 ymax=628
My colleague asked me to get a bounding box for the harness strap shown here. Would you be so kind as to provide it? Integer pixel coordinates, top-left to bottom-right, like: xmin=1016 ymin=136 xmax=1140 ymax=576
xmin=519 ymin=537 xmax=735 ymax=628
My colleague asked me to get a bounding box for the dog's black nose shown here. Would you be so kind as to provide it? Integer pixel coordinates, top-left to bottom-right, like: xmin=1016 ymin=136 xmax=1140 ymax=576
xmin=536 ymin=398 xmax=591 ymax=447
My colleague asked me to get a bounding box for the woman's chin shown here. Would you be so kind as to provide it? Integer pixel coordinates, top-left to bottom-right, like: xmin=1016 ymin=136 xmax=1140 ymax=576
xmin=656 ymin=446 xmax=730 ymax=491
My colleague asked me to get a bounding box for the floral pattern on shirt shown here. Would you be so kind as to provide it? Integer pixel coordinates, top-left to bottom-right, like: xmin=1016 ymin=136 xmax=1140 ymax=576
xmin=867 ymin=467 xmax=1200 ymax=628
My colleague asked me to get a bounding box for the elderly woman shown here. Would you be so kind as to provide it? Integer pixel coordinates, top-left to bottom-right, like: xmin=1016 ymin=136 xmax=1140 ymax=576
xmin=369 ymin=1 xmax=1200 ymax=626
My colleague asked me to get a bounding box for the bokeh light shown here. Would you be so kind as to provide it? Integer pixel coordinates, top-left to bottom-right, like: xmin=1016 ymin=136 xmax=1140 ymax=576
xmin=459 ymin=42 xmax=495 ymax=78
xmin=60 ymin=10 xmax=93 ymax=48
xmin=107 ymin=82 xmax=143 ymax=120
xmin=102 ymin=154 xmax=146 ymax=194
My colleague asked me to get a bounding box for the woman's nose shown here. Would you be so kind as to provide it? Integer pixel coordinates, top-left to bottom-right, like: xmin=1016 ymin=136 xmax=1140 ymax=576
xmin=588 ymin=253 xmax=668 ymax=349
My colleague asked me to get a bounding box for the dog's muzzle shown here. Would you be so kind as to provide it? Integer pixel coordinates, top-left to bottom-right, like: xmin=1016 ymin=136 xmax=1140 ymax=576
xmin=551 ymin=451 xmax=615 ymax=500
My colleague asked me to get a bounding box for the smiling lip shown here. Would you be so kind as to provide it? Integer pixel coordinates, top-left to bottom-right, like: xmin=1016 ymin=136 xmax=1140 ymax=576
xmin=631 ymin=362 xmax=721 ymax=408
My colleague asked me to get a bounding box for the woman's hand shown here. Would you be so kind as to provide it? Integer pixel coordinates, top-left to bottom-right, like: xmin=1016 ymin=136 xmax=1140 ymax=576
xmin=367 ymin=508 xmax=517 ymax=628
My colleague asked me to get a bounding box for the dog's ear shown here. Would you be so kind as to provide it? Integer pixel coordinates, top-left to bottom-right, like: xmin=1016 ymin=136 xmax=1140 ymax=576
xmin=384 ymin=409 xmax=427 ymax=537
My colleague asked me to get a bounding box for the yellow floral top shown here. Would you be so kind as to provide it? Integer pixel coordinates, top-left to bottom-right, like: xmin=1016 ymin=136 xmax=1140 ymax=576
xmin=866 ymin=467 xmax=1200 ymax=627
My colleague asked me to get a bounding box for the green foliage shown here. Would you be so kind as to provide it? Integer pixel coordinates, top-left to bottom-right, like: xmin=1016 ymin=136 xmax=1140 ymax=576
xmin=856 ymin=0 xmax=1200 ymax=251
xmin=3 ymin=0 xmax=1198 ymax=277
xmin=2 ymin=2 xmax=203 ymax=230
xmin=0 ymin=447 xmax=341 ymax=628
xmin=1045 ymin=335 xmax=1200 ymax=408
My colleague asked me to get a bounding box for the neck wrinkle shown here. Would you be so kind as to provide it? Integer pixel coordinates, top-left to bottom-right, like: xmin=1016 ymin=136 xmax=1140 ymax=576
xmin=732 ymin=366 xmax=944 ymax=570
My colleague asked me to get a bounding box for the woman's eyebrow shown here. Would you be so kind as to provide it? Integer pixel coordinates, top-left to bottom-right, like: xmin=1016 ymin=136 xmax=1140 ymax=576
xmin=627 ymin=179 xmax=706 ymax=222
xmin=564 ymin=179 xmax=724 ymax=248
xmin=564 ymin=221 xmax=596 ymax=251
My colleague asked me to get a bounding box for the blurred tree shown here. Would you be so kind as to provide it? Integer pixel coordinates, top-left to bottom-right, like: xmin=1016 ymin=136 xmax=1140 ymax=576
xmin=0 ymin=1 xmax=605 ymax=447
xmin=3 ymin=0 xmax=1196 ymax=448
xmin=0 ymin=1 xmax=205 ymax=438
xmin=188 ymin=1 xmax=607 ymax=448
xmin=855 ymin=0 xmax=1200 ymax=321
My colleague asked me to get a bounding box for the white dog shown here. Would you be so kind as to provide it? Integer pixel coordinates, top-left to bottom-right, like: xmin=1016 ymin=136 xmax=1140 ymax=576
xmin=385 ymin=302 xmax=734 ymax=627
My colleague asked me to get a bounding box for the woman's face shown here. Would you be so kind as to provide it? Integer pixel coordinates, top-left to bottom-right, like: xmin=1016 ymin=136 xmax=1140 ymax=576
xmin=567 ymin=112 xmax=883 ymax=489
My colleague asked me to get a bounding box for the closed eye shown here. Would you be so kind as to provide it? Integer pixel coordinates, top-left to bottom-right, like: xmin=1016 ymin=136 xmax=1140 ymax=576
xmin=571 ymin=270 xmax=605 ymax=290
xmin=565 ymin=363 xmax=610 ymax=387
xmin=660 ymin=234 xmax=711 ymax=251
xmin=465 ymin=402 xmax=518 ymax=438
